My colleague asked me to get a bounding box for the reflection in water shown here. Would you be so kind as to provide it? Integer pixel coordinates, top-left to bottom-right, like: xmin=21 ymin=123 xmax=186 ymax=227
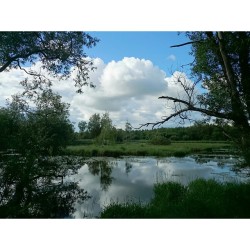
xmin=72 ymin=155 xmax=250 ymax=218
xmin=125 ymin=161 xmax=133 ymax=175
xmin=3 ymin=152 xmax=247 ymax=218
xmin=0 ymin=153 xmax=89 ymax=218
xmin=88 ymin=160 xmax=114 ymax=191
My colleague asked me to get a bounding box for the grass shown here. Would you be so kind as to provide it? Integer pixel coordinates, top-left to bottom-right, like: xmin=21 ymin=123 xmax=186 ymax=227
xmin=65 ymin=141 xmax=232 ymax=157
xmin=100 ymin=179 xmax=250 ymax=218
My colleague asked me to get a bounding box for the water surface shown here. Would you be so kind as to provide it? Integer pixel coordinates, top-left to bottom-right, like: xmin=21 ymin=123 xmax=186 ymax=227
xmin=70 ymin=155 xmax=249 ymax=218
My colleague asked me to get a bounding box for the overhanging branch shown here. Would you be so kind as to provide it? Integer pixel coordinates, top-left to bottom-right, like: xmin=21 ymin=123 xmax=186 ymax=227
xmin=138 ymin=95 xmax=234 ymax=129
xmin=170 ymin=40 xmax=203 ymax=48
xmin=159 ymin=95 xmax=234 ymax=120
xmin=0 ymin=49 xmax=45 ymax=73
xmin=138 ymin=108 xmax=190 ymax=129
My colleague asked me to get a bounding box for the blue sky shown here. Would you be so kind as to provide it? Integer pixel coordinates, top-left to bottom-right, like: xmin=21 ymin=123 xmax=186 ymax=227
xmin=86 ymin=32 xmax=193 ymax=73
xmin=0 ymin=32 xmax=199 ymax=129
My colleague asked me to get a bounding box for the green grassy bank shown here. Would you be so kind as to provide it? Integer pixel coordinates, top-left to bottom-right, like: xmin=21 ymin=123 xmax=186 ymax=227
xmin=101 ymin=179 xmax=250 ymax=218
xmin=65 ymin=141 xmax=232 ymax=157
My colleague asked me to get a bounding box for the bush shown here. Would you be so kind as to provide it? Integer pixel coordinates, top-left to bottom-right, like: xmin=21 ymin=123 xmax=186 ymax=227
xmin=150 ymin=135 xmax=171 ymax=145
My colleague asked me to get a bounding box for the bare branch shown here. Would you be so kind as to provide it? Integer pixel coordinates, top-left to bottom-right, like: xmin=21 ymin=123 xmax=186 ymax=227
xmin=138 ymin=94 xmax=234 ymax=130
xmin=17 ymin=60 xmax=42 ymax=78
xmin=159 ymin=95 xmax=233 ymax=120
xmin=180 ymin=60 xmax=195 ymax=68
xmin=170 ymin=40 xmax=202 ymax=48
xmin=138 ymin=108 xmax=190 ymax=129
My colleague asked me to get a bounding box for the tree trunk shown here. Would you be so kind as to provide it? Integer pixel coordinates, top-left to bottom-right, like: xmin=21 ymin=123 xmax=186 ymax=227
xmin=217 ymin=32 xmax=249 ymax=129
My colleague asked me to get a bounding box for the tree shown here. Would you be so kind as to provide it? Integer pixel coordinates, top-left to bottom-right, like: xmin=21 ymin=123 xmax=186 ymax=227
xmin=4 ymin=89 xmax=74 ymax=155
xmin=0 ymin=32 xmax=98 ymax=217
xmin=125 ymin=121 xmax=132 ymax=142
xmin=143 ymin=32 xmax=250 ymax=165
xmin=87 ymin=113 xmax=102 ymax=138
xmin=0 ymin=32 xmax=99 ymax=93
xmin=98 ymin=112 xmax=116 ymax=144
xmin=0 ymin=107 xmax=23 ymax=151
xmin=0 ymin=93 xmax=87 ymax=218
xmin=78 ymin=121 xmax=87 ymax=133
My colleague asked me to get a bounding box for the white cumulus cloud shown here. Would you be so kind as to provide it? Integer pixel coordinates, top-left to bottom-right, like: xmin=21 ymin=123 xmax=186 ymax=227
xmin=0 ymin=57 xmax=198 ymax=129
xmin=70 ymin=57 xmax=170 ymax=128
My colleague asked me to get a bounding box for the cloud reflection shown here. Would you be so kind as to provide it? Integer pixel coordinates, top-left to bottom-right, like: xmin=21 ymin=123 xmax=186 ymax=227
xmin=72 ymin=156 xmax=243 ymax=218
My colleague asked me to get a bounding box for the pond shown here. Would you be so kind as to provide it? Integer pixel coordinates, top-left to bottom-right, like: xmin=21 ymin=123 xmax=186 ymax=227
xmin=69 ymin=155 xmax=250 ymax=218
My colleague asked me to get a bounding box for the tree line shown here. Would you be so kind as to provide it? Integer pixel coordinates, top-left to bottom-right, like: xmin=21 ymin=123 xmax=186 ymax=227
xmin=76 ymin=114 xmax=234 ymax=144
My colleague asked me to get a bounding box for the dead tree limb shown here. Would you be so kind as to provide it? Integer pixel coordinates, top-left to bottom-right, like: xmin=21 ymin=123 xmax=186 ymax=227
xmin=170 ymin=40 xmax=203 ymax=48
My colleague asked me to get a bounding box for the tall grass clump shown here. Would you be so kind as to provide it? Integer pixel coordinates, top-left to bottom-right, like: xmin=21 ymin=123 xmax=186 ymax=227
xmin=183 ymin=179 xmax=225 ymax=217
xmin=101 ymin=202 xmax=147 ymax=218
xmin=148 ymin=182 xmax=187 ymax=218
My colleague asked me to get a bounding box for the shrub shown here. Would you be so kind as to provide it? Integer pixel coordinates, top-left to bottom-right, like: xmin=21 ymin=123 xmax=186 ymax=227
xmin=150 ymin=135 xmax=171 ymax=145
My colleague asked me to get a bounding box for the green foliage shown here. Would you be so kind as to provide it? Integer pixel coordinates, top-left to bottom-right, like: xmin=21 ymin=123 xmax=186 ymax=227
xmin=0 ymin=107 xmax=22 ymax=151
xmin=0 ymin=32 xmax=99 ymax=217
xmin=87 ymin=113 xmax=102 ymax=138
xmin=75 ymin=122 xmax=231 ymax=145
xmin=0 ymin=154 xmax=89 ymax=218
xmin=97 ymin=112 xmax=116 ymax=145
xmin=78 ymin=121 xmax=87 ymax=133
xmin=0 ymin=32 xmax=99 ymax=93
xmin=2 ymin=90 xmax=74 ymax=155
xmin=101 ymin=179 xmax=250 ymax=218
xmin=0 ymin=90 xmax=87 ymax=218
xmin=101 ymin=202 xmax=146 ymax=218
xmin=150 ymin=135 xmax=171 ymax=145
xmin=186 ymin=32 xmax=250 ymax=164
xmin=184 ymin=179 xmax=225 ymax=217
xmin=86 ymin=112 xmax=118 ymax=144
xmin=66 ymin=141 xmax=231 ymax=157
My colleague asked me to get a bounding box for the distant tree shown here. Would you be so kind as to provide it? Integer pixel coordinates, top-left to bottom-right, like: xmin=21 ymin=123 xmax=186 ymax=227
xmin=87 ymin=113 xmax=102 ymax=138
xmin=78 ymin=121 xmax=87 ymax=133
xmin=0 ymin=32 xmax=99 ymax=94
xmin=115 ymin=128 xmax=124 ymax=143
xmin=125 ymin=121 xmax=132 ymax=141
xmin=100 ymin=112 xmax=112 ymax=129
xmin=98 ymin=112 xmax=116 ymax=144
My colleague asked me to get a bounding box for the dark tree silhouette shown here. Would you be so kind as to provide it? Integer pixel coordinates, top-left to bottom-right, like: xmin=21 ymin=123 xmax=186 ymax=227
xmin=142 ymin=32 xmax=250 ymax=165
